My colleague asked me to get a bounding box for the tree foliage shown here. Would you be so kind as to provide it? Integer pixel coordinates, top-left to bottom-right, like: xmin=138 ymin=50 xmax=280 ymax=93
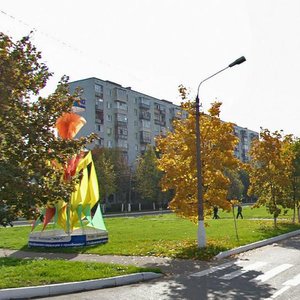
xmin=248 ymin=129 xmax=294 ymax=226
xmin=92 ymin=147 xmax=116 ymax=203
xmin=134 ymin=146 xmax=164 ymax=204
xmin=0 ymin=33 xmax=94 ymax=224
xmin=291 ymin=139 xmax=300 ymax=222
xmin=156 ymin=101 xmax=241 ymax=222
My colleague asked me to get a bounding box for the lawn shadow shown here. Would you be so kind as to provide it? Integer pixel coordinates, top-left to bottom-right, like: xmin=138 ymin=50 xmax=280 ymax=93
xmin=5 ymin=242 xmax=105 ymax=261
xmin=256 ymin=222 xmax=300 ymax=240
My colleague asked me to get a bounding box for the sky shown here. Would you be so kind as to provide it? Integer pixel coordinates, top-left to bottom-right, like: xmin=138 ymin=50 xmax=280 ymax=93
xmin=1 ymin=0 xmax=300 ymax=136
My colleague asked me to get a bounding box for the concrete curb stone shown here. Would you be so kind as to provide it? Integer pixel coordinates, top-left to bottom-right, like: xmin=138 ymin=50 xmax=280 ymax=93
xmin=215 ymin=229 xmax=300 ymax=259
xmin=0 ymin=272 xmax=162 ymax=300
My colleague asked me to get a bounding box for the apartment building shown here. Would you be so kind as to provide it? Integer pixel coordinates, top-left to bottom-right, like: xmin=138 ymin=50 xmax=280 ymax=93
xmin=69 ymin=77 xmax=188 ymax=164
xmin=69 ymin=77 xmax=258 ymax=164
xmin=234 ymin=125 xmax=259 ymax=162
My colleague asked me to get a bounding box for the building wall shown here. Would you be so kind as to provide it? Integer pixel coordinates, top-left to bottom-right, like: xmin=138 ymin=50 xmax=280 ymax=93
xmin=233 ymin=125 xmax=259 ymax=162
xmin=69 ymin=77 xmax=258 ymax=164
xmin=69 ymin=77 xmax=187 ymax=164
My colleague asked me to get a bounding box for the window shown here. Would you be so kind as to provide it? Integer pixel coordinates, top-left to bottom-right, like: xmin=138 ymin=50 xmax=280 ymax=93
xmin=95 ymin=124 xmax=104 ymax=132
xmin=106 ymin=114 xmax=112 ymax=122
xmin=117 ymin=140 xmax=128 ymax=149
xmin=140 ymin=97 xmax=150 ymax=106
xmin=115 ymin=101 xmax=128 ymax=111
xmin=95 ymin=84 xmax=103 ymax=93
xmin=107 ymin=102 xmax=112 ymax=109
xmin=135 ymin=144 xmax=138 ymax=151
xmin=134 ymin=120 xmax=138 ymax=126
xmin=134 ymin=109 xmax=138 ymax=116
xmin=95 ymin=109 xmax=104 ymax=124
xmin=96 ymin=138 xmax=104 ymax=147
xmin=116 ymin=113 xmax=127 ymax=123
xmin=107 ymin=127 xmax=112 ymax=135
xmin=95 ymin=97 xmax=103 ymax=106
xmin=117 ymin=127 xmax=128 ymax=136
xmin=141 ymin=120 xmax=151 ymax=128
xmin=107 ymin=140 xmax=112 ymax=148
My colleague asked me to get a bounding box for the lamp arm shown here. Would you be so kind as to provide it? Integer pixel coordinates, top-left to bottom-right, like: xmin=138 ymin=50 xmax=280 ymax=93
xmin=196 ymin=66 xmax=229 ymax=100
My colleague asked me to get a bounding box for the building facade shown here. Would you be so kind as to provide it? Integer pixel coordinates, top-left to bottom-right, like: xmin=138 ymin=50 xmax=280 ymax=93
xmin=69 ymin=77 xmax=258 ymax=164
xmin=69 ymin=77 xmax=188 ymax=164
xmin=234 ymin=125 xmax=259 ymax=162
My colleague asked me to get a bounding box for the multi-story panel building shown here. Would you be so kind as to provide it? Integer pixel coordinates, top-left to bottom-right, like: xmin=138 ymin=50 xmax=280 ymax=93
xmin=69 ymin=77 xmax=258 ymax=164
xmin=234 ymin=125 xmax=259 ymax=162
xmin=69 ymin=77 xmax=188 ymax=164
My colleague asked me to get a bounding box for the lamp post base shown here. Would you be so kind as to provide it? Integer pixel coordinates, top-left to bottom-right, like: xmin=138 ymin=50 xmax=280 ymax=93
xmin=197 ymin=220 xmax=206 ymax=248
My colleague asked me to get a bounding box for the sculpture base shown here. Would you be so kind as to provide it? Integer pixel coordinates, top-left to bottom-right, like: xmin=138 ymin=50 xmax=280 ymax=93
xmin=28 ymin=228 xmax=108 ymax=248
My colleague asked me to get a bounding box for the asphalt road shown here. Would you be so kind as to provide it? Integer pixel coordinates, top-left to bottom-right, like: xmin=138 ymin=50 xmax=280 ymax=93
xmin=38 ymin=235 xmax=300 ymax=300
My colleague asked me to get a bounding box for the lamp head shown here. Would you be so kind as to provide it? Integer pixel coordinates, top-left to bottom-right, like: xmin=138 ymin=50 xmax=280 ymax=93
xmin=228 ymin=56 xmax=246 ymax=68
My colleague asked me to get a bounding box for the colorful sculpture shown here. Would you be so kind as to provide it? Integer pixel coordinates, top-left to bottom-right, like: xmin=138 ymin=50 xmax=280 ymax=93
xmin=29 ymin=112 xmax=108 ymax=247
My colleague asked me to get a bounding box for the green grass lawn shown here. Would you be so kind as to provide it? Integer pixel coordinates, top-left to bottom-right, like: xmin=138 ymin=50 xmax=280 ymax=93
xmin=217 ymin=205 xmax=295 ymax=219
xmin=0 ymin=257 xmax=160 ymax=289
xmin=1 ymin=211 xmax=300 ymax=260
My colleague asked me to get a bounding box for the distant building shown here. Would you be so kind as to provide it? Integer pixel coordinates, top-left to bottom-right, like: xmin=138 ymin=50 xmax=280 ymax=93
xmin=234 ymin=125 xmax=259 ymax=162
xmin=69 ymin=77 xmax=258 ymax=164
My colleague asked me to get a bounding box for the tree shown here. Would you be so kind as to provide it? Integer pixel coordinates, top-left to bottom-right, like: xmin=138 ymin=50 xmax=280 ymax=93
xmin=134 ymin=146 xmax=164 ymax=206
xmin=92 ymin=147 xmax=116 ymax=204
xmin=248 ymin=129 xmax=294 ymax=227
xmin=92 ymin=147 xmax=130 ymax=204
xmin=225 ymin=169 xmax=244 ymax=201
xmin=156 ymin=101 xmax=241 ymax=223
xmin=0 ymin=33 xmax=94 ymax=224
xmin=291 ymin=139 xmax=300 ymax=222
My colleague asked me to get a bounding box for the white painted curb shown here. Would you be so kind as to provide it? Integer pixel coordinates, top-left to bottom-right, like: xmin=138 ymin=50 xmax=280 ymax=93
xmin=0 ymin=272 xmax=162 ymax=300
xmin=215 ymin=229 xmax=300 ymax=260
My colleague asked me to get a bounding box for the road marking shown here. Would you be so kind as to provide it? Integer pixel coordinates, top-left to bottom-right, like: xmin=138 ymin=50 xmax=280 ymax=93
xmin=253 ymin=264 xmax=293 ymax=283
xmin=220 ymin=261 xmax=267 ymax=280
xmin=283 ymin=273 xmax=300 ymax=286
xmin=190 ymin=261 xmax=236 ymax=277
xmin=266 ymin=285 xmax=290 ymax=299
xmin=265 ymin=273 xmax=300 ymax=299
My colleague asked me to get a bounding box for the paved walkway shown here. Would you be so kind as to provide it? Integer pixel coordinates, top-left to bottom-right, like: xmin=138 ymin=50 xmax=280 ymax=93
xmin=0 ymin=248 xmax=217 ymax=276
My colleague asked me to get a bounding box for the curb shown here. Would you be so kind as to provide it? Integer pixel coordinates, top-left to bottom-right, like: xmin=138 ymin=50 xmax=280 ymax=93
xmin=215 ymin=229 xmax=300 ymax=260
xmin=0 ymin=272 xmax=162 ymax=300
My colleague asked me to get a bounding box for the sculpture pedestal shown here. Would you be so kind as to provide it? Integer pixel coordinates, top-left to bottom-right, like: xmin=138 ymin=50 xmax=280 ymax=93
xmin=28 ymin=228 xmax=108 ymax=248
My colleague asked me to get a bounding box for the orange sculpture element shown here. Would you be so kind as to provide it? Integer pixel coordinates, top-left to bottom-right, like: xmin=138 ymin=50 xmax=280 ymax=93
xmin=56 ymin=112 xmax=86 ymax=140
xmin=43 ymin=207 xmax=56 ymax=230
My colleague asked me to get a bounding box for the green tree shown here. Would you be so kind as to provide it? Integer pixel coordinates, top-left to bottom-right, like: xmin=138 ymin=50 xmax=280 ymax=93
xmin=291 ymin=139 xmax=300 ymax=222
xmin=134 ymin=146 xmax=164 ymax=206
xmin=225 ymin=169 xmax=244 ymax=201
xmin=92 ymin=147 xmax=116 ymax=204
xmin=248 ymin=129 xmax=294 ymax=227
xmin=0 ymin=33 xmax=94 ymax=225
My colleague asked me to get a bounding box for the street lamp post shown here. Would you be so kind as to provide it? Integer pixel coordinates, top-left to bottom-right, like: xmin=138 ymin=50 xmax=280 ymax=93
xmin=195 ymin=56 xmax=246 ymax=248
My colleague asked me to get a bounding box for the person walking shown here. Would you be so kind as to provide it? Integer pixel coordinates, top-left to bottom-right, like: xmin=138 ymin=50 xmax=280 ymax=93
xmin=236 ymin=204 xmax=243 ymax=219
xmin=213 ymin=206 xmax=220 ymax=219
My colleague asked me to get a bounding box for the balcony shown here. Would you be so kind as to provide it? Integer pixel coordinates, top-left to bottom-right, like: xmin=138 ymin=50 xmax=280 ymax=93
xmin=140 ymin=131 xmax=151 ymax=144
xmin=113 ymin=88 xmax=127 ymax=102
xmin=139 ymin=111 xmax=151 ymax=120
xmin=95 ymin=109 xmax=104 ymax=124
xmin=154 ymin=119 xmax=166 ymax=126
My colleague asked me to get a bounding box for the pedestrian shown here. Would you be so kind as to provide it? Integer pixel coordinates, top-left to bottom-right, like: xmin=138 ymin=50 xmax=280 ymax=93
xmin=236 ymin=204 xmax=243 ymax=219
xmin=213 ymin=206 xmax=220 ymax=219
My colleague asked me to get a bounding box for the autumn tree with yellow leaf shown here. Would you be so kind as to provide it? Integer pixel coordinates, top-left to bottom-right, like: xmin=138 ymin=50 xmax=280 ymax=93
xmin=156 ymin=101 xmax=241 ymax=223
xmin=248 ymin=129 xmax=295 ymax=227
